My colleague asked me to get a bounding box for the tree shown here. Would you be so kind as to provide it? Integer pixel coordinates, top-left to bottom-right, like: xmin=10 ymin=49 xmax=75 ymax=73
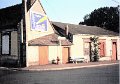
xmin=79 ymin=7 xmax=119 ymax=33
xmin=90 ymin=36 xmax=100 ymax=62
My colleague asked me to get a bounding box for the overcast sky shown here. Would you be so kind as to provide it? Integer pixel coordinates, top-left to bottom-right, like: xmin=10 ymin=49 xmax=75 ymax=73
xmin=0 ymin=0 xmax=119 ymax=24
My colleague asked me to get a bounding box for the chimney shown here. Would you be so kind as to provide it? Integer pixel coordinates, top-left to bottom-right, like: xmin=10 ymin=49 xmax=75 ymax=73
xmin=30 ymin=0 xmax=35 ymax=5
xmin=65 ymin=25 xmax=69 ymax=36
xmin=27 ymin=0 xmax=35 ymax=10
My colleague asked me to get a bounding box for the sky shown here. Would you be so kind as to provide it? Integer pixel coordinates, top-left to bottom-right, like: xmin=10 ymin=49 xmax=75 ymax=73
xmin=0 ymin=0 xmax=119 ymax=24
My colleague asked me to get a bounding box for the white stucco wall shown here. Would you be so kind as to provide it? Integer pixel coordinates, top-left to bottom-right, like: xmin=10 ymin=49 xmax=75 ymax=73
xmin=71 ymin=35 xmax=84 ymax=59
xmin=48 ymin=46 xmax=58 ymax=63
xmin=11 ymin=31 xmax=18 ymax=56
xmin=71 ymin=34 xmax=119 ymax=61
xmin=25 ymin=0 xmax=55 ymax=66
xmin=117 ymin=38 xmax=120 ymax=60
xmin=105 ymin=38 xmax=112 ymax=57
xmin=25 ymin=0 xmax=54 ymax=42
xmin=98 ymin=36 xmax=110 ymax=61
xmin=26 ymin=46 xmax=39 ymax=66
xmin=99 ymin=37 xmax=112 ymax=58
xmin=98 ymin=36 xmax=119 ymax=61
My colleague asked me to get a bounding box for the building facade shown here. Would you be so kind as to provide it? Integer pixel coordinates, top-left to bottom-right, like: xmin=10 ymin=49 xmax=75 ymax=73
xmin=0 ymin=0 xmax=119 ymax=67
xmin=53 ymin=22 xmax=120 ymax=62
xmin=0 ymin=0 xmax=71 ymax=67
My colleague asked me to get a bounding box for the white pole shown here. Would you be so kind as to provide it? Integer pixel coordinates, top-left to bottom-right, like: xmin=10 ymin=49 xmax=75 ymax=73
xmin=118 ymin=5 xmax=120 ymax=61
xmin=59 ymin=39 xmax=62 ymax=64
xmin=58 ymin=37 xmax=66 ymax=64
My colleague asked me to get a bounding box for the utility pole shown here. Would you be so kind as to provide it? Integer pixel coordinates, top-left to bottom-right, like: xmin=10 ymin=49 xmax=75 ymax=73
xmin=22 ymin=0 xmax=27 ymax=17
xmin=21 ymin=0 xmax=27 ymax=67
xmin=118 ymin=5 xmax=120 ymax=36
xmin=111 ymin=2 xmax=120 ymax=79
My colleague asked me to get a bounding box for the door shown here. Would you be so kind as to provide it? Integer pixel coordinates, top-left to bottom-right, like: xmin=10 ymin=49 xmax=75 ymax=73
xmin=112 ymin=42 xmax=117 ymax=60
xmin=62 ymin=47 xmax=69 ymax=64
xmin=39 ymin=46 xmax=48 ymax=65
xmin=99 ymin=42 xmax=105 ymax=57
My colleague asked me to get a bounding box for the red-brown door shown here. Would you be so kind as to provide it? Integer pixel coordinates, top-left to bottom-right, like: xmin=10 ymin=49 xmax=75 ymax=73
xmin=39 ymin=46 xmax=48 ymax=65
xmin=99 ymin=42 xmax=105 ymax=57
xmin=62 ymin=47 xmax=69 ymax=64
xmin=112 ymin=42 xmax=117 ymax=60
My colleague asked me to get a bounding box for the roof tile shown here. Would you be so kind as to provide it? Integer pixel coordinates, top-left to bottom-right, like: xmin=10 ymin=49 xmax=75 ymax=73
xmin=52 ymin=22 xmax=118 ymax=36
xmin=28 ymin=33 xmax=72 ymax=46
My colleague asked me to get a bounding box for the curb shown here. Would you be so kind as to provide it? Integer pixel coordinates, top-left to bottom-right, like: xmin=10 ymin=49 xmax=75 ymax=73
xmin=0 ymin=67 xmax=9 ymax=70
xmin=0 ymin=67 xmax=22 ymax=71
xmin=22 ymin=63 xmax=119 ymax=71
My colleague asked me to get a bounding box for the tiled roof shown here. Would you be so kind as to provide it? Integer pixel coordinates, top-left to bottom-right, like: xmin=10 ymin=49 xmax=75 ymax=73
xmin=52 ymin=22 xmax=118 ymax=36
xmin=28 ymin=33 xmax=72 ymax=46
xmin=0 ymin=4 xmax=22 ymax=27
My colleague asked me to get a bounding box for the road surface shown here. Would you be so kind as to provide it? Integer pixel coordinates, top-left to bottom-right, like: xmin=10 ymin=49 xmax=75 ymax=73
xmin=0 ymin=64 xmax=119 ymax=84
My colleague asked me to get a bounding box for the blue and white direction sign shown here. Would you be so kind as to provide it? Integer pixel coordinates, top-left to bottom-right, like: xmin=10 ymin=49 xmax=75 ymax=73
xmin=31 ymin=12 xmax=48 ymax=31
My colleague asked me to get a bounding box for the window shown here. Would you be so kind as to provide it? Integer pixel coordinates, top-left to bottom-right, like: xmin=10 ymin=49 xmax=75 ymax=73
xmin=1 ymin=32 xmax=11 ymax=55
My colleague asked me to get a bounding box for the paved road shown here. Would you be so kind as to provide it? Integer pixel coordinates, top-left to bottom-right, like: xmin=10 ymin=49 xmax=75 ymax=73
xmin=0 ymin=64 xmax=119 ymax=84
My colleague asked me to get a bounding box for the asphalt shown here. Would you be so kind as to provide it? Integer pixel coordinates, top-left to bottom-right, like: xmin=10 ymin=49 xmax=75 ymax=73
xmin=0 ymin=61 xmax=119 ymax=71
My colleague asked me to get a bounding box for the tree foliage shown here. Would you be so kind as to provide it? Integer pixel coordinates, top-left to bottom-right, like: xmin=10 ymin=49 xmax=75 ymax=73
xmin=90 ymin=36 xmax=99 ymax=62
xmin=79 ymin=7 xmax=119 ymax=33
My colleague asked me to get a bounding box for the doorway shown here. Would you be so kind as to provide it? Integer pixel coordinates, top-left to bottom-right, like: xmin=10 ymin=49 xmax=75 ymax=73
xmin=62 ymin=47 xmax=70 ymax=64
xmin=39 ymin=46 xmax=48 ymax=65
xmin=99 ymin=42 xmax=106 ymax=57
xmin=112 ymin=42 xmax=117 ymax=60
